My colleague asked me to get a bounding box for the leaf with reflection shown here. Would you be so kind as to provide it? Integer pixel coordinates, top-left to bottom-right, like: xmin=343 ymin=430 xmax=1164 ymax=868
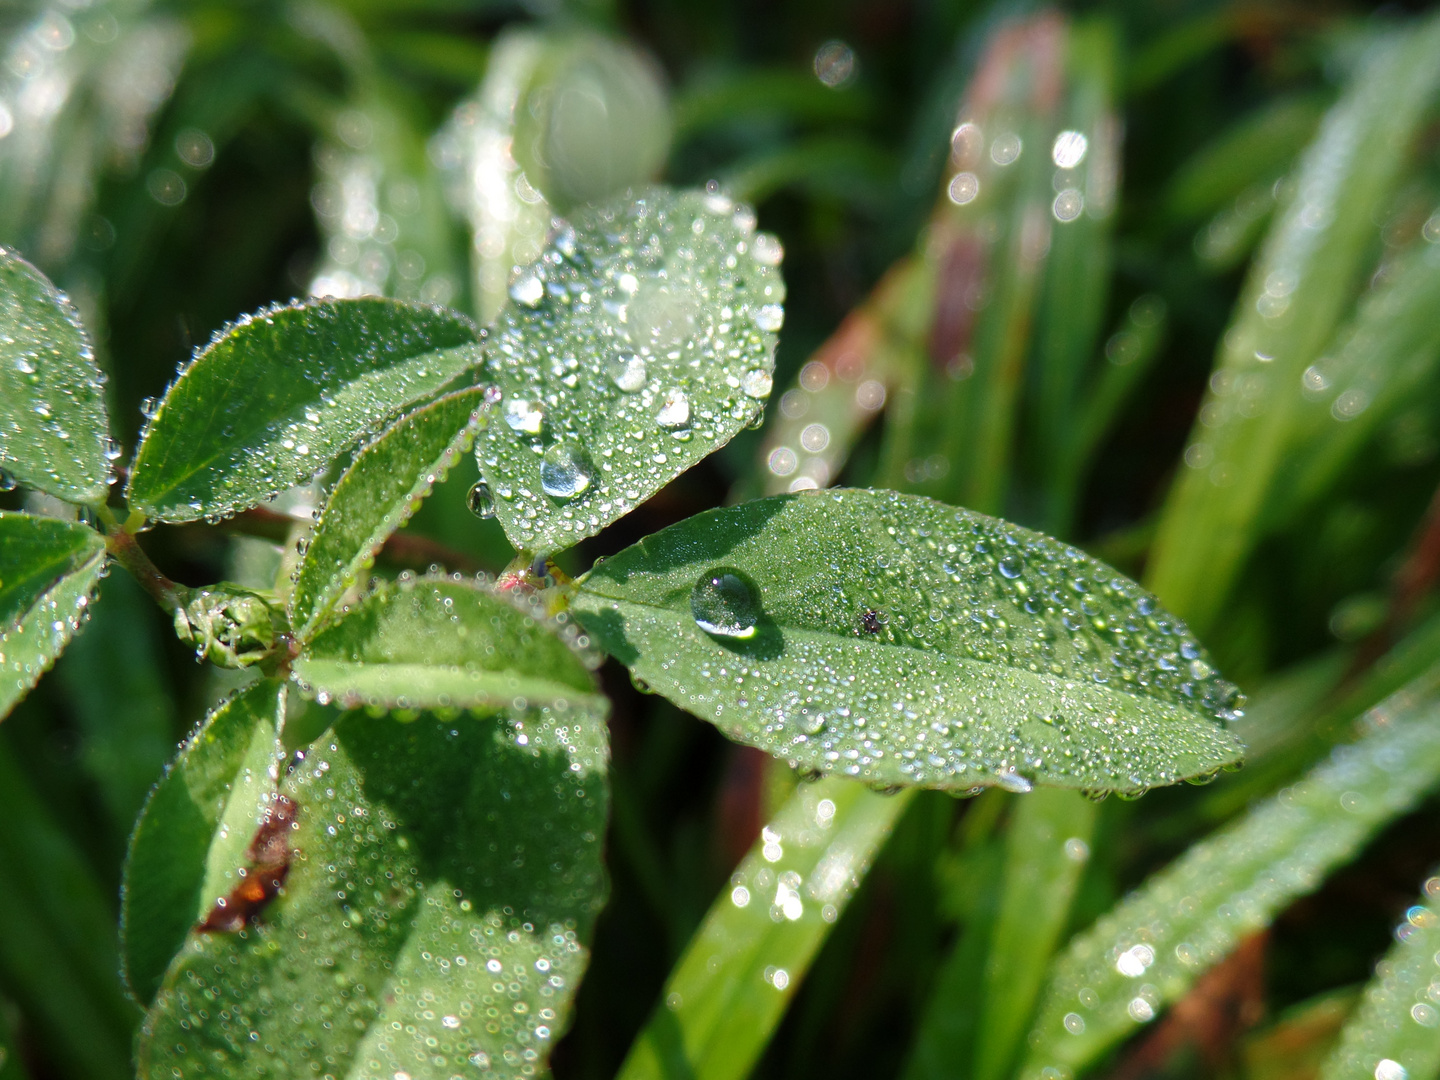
xmin=1019 ymin=672 xmax=1440 ymax=1080
xmin=617 ymin=778 xmax=913 ymax=1080
xmin=288 ymin=387 xmax=488 ymax=641
xmin=573 ymin=489 xmax=1243 ymax=795
xmin=473 ymin=186 xmax=782 ymax=554
xmin=121 ymin=681 xmax=285 ymax=1005
xmin=138 ymin=705 xmax=609 ymax=1078
xmin=126 ymin=297 xmax=480 ymax=523
xmin=0 ymin=511 xmax=106 ymax=720
xmin=0 ymin=248 xmax=110 ymax=505
xmin=294 ymin=576 xmax=600 ymax=712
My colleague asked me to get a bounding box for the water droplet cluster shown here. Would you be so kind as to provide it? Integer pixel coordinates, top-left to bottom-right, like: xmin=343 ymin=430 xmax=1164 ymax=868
xmin=1019 ymin=689 xmax=1440 ymax=1080
xmin=576 ymin=489 xmax=1244 ymax=795
xmin=474 ymin=187 xmax=783 ymax=552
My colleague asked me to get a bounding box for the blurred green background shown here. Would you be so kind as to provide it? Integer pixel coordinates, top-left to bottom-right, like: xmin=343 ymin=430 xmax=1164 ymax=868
xmin=5 ymin=1 xmax=1440 ymax=1078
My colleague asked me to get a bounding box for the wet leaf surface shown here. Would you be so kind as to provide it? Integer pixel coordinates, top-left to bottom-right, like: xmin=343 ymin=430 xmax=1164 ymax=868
xmin=295 ymin=576 xmax=600 ymax=712
xmin=573 ymin=488 xmax=1244 ymax=794
xmin=289 ymin=387 xmax=488 ymax=640
xmin=0 ymin=248 xmax=111 ymax=505
xmin=138 ymin=704 xmax=609 ymax=1080
xmin=126 ymin=298 xmax=480 ymax=523
xmin=121 ymin=681 xmax=285 ymax=1004
xmin=0 ymin=511 xmax=106 ymax=719
xmin=474 ymin=186 xmax=782 ymax=553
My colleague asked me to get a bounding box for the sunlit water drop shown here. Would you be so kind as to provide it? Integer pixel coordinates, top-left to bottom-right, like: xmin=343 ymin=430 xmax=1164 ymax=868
xmin=690 ymin=571 xmax=760 ymax=639
xmin=540 ymin=443 xmax=593 ymax=500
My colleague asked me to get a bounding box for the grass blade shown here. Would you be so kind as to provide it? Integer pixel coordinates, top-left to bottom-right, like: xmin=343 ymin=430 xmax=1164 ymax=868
xmin=1317 ymin=872 xmax=1440 ymax=1080
xmin=616 ymin=778 xmax=915 ymax=1080
xmin=1019 ymin=669 xmax=1440 ymax=1080
xmin=1145 ymin=18 xmax=1440 ymax=632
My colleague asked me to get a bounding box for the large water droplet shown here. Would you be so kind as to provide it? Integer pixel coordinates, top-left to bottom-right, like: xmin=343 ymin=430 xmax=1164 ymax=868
xmin=0 ymin=470 xmax=17 ymax=492
xmin=741 ymin=369 xmax=774 ymax=399
xmin=509 ymin=269 xmax=544 ymax=308
xmin=690 ymin=571 xmax=760 ymax=639
xmin=540 ymin=443 xmax=593 ymax=500
xmin=754 ymin=304 xmax=784 ymax=332
xmin=656 ymin=389 xmax=691 ymax=430
xmin=998 ymin=555 xmax=1024 ymax=579
xmin=467 ymin=480 xmax=495 ymax=519
xmin=503 ymin=398 xmax=545 ymax=435
xmin=608 ymin=353 xmax=647 ymax=393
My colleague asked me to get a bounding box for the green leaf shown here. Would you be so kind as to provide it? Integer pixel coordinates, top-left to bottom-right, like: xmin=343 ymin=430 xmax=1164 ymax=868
xmin=138 ymin=705 xmax=609 ymax=1078
xmin=0 ymin=511 xmax=107 ymax=719
xmin=1019 ymin=672 xmax=1440 ymax=1080
xmin=0 ymin=247 xmax=111 ymax=505
xmin=126 ymin=297 xmax=480 ymax=523
xmin=121 ymin=681 xmax=285 ymax=1005
xmin=1318 ymin=872 xmax=1440 ymax=1080
xmin=572 ymin=488 xmax=1244 ymax=794
xmin=617 ymin=778 xmax=914 ymax=1080
xmin=289 ymin=386 xmax=488 ymax=640
xmin=294 ymin=575 xmax=600 ymax=710
xmin=1146 ymin=17 xmax=1440 ymax=633
xmin=473 ymin=185 xmax=783 ymax=554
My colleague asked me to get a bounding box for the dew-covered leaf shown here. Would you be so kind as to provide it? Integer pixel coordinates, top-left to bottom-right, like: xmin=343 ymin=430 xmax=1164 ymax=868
xmin=0 ymin=511 xmax=106 ymax=719
xmin=572 ymin=488 xmax=1243 ymax=794
xmin=0 ymin=247 xmax=111 ymax=505
xmin=294 ymin=575 xmax=599 ymax=711
xmin=1318 ymin=872 xmax=1440 ymax=1080
xmin=473 ymin=186 xmax=782 ymax=554
xmin=1019 ymin=678 xmax=1440 ymax=1080
xmin=288 ymin=387 xmax=488 ymax=641
xmin=618 ymin=778 xmax=913 ymax=1080
xmin=121 ymin=681 xmax=285 ymax=1004
xmin=126 ymin=298 xmax=480 ymax=523
xmin=137 ymin=704 xmax=609 ymax=1079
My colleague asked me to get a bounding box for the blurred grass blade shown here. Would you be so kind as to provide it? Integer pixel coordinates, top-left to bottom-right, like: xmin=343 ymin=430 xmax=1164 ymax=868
xmin=121 ymin=681 xmax=285 ymax=1005
xmin=125 ymin=297 xmax=480 ymax=523
xmin=0 ymin=999 xmax=29 ymax=1080
xmin=1030 ymin=19 xmax=1120 ymax=536
xmin=1019 ymin=670 xmax=1440 ymax=1080
xmin=288 ymin=386 xmax=486 ymax=640
xmin=617 ymin=779 xmax=915 ymax=1080
xmin=139 ymin=705 xmax=609 ymax=1078
xmin=472 ymin=186 xmax=781 ymax=554
xmin=974 ymin=790 xmax=1098 ymax=1080
xmin=0 ymin=511 xmax=106 ymax=719
xmin=753 ymin=258 xmax=928 ymax=496
xmin=1146 ymin=17 xmax=1440 ymax=633
xmin=722 ymin=134 xmax=895 ymax=206
xmin=56 ymin=569 xmax=176 ymax=831
xmin=295 ymin=575 xmax=599 ymax=711
xmin=0 ymin=738 xmax=136 ymax=1080
xmin=1317 ymin=872 xmax=1440 ymax=1080
xmin=0 ymin=248 xmax=110 ymax=505
xmin=1267 ymin=234 xmax=1440 ymax=528
xmin=574 ymin=489 xmax=1243 ymax=794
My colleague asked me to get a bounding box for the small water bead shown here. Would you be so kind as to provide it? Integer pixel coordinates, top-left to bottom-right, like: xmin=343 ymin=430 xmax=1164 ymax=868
xmin=690 ymin=571 xmax=760 ymax=639
xmin=467 ymin=481 xmax=496 ymax=519
xmin=754 ymin=304 xmax=785 ymax=332
xmin=656 ymin=389 xmax=691 ymax=430
xmin=503 ymin=398 xmax=545 ymax=435
xmin=607 ymin=353 xmax=647 ymax=393
xmin=539 ymin=443 xmax=593 ymax=500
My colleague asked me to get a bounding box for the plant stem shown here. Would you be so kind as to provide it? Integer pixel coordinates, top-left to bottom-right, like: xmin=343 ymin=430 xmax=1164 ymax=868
xmin=103 ymin=526 xmax=186 ymax=617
